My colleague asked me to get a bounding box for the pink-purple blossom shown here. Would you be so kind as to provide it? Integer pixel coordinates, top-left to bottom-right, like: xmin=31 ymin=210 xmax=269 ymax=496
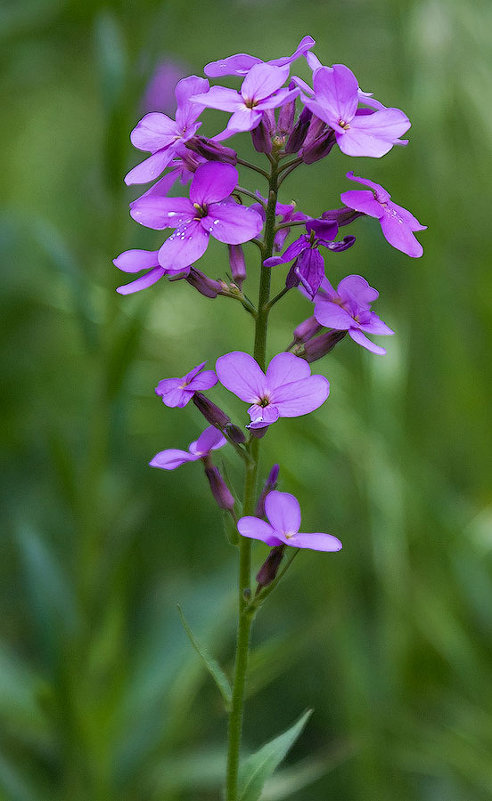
xmin=113 ymin=248 xmax=186 ymax=295
xmin=149 ymin=426 xmax=226 ymax=470
xmin=313 ymin=275 xmax=394 ymax=355
xmin=155 ymin=361 xmax=217 ymax=408
xmin=130 ymin=162 xmax=263 ymax=272
xmin=303 ymin=65 xmax=410 ymax=158
xmin=125 ymin=75 xmax=209 ymax=185
xmin=215 ymin=351 xmax=329 ymax=429
xmin=237 ymin=490 xmax=342 ymax=552
xmin=204 ymin=35 xmax=315 ymax=78
xmin=190 ymin=63 xmax=299 ymax=140
xmin=340 ymin=172 xmax=427 ymax=257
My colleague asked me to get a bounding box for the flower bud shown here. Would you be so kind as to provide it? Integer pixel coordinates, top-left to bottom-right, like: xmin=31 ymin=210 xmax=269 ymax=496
xmin=321 ymin=207 xmax=363 ymax=227
xmin=256 ymin=545 xmax=285 ymax=589
xmin=186 ymin=136 xmax=237 ymax=165
xmin=293 ymin=316 xmax=323 ymax=344
xmin=203 ymin=462 xmax=235 ymax=511
xmin=251 ymin=118 xmax=273 ymax=154
xmin=193 ymin=392 xmax=231 ymax=429
xmin=225 ymin=423 xmax=246 ymax=445
xmin=285 ymin=107 xmax=312 ymax=153
xmin=277 ymin=95 xmax=296 ymax=137
xmin=228 ymin=245 xmax=246 ymax=290
xmin=302 ymin=330 xmax=347 ymax=362
xmin=186 ymin=267 xmax=223 ymax=298
xmin=255 ymin=464 xmax=279 ymax=517
xmin=302 ymin=130 xmax=336 ymax=164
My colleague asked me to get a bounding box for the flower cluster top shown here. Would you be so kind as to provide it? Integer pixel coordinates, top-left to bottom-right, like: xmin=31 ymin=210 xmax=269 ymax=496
xmin=114 ymin=35 xmax=426 ymax=561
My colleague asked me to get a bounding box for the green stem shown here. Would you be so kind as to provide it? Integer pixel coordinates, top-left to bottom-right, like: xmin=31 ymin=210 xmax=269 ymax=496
xmin=225 ymin=155 xmax=280 ymax=801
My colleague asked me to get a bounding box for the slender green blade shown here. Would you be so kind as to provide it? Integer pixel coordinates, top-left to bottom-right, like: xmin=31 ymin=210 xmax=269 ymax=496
xmin=177 ymin=604 xmax=232 ymax=709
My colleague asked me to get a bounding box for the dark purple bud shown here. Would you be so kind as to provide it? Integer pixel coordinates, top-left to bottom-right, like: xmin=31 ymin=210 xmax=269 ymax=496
xmin=228 ymin=244 xmax=246 ymax=290
xmin=256 ymin=545 xmax=285 ymax=589
xmin=225 ymin=423 xmax=246 ymax=445
xmin=285 ymin=107 xmax=312 ymax=153
xmin=302 ymin=130 xmax=336 ymax=164
xmin=186 ymin=267 xmax=224 ymax=298
xmin=193 ymin=392 xmax=231 ymax=429
xmin=293 ymin=316 xmax=323 ymax=344
xmin=249 ymin=425 xmax=269 ymax=439
xmin=277 ymin=93 xmax=296 ymax=137
xmin=301 ymin=330 xmax=347 ymax=363
xmin=203 ymin=462 xmax=235 ymax=511
xmin=251 ymin=116 xmax=273 ymax=154
xmin=186 ymin=136 xmax=237 ymax=165
xmin=321 ymin=207 xmax=364 ymax=227
xmin=285 ymin=263 xmax=300 ymax=290
xmin=326 ymin=235 xmax=357 ymax=252
xmin=255 ymin=464 xmax=280 ymax=517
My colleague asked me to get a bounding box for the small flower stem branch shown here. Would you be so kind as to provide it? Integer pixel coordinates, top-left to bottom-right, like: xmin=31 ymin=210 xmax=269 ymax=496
xmin=235 ymin=186 xmax=266 ymax=207
xmin=274 ymin=219 xmax=308 ymax=231
xmin=250 ymin=238 xmax=266 ymax=255
xmin=248 ymin=548 xmax=301 ymax=612
xmin=236 ymin=157 xmax=269 ymax=180
xmin=265 ymin=285 xmax=291 ymax=311
xmin=225 ymin=155 xmax=280 ymax=801
xmin=220 ymin=289 xmax=257 ymax=318
xmin=277 ymin=155 xmax=303 ymax=174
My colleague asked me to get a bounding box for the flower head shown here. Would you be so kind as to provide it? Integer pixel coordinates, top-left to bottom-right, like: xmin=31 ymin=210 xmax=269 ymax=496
xmin=303 ymin=65 xmax=410 ymax=158
xmin=155 ymin=361 xmax=217 ymax=408
xmin=113 ymin=248 xmax=187 ymax=295
xmin=130 ymin=162 xmax=263 ymax=272
xmin=340 ymin=172 xmax=426 ymax=257
xmin=313 ymin=275 xmax=394 ymax=355
xmin=238 ymin=490 xmax=342 ymax=552
xmin=125 ymin=75 xmax=209 ymax=185
xmin=215 ymin=351 xmax=329 ymax=429
xmin=149 ymin=426 xmax=226 ymax=470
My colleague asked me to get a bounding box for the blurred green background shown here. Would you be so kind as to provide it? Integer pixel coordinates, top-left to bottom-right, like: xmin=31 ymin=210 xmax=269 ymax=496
xmin=2 ymin=0 xmax=492 ymax=799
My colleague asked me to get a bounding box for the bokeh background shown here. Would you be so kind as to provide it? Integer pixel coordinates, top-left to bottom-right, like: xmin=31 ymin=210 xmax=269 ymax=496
xmin=2 ymin=0 xmax=492 ymax=799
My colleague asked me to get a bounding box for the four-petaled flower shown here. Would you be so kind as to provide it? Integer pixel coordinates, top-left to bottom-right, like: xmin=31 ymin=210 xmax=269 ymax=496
xmin=216 ymin=351 xmax=329 ymax=429
xmin=190 ymin=63 xmax=299 ymax=140
xmin=303 ymin=64 xmax=410 ymax=157
xmin=155 ymin=361 xmax=218 ymax=408
xmin=238 ymin=490 xmax=342 ymax=552
xmin=313 ymin=275 xmax=394 ymax=355
xmin=130 ymin=162 xmax=263 ymax=272
xmin=340 ymin=172 xmax=427 ymax=257
xmin=113 ymin=248 xmax=185 ymax=295
xmin=149 ymin=426 xmax=226 ymax=470
xmin=125 ymin=75 xmax=209 ymax=185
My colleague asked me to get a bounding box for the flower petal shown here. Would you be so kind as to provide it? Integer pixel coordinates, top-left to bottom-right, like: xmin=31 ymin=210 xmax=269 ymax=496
xmin=155 ymin=378 xmax=191 ymax=408
xmin=188 ymin=370 xmax=218 ymax=391
xmin=202 ymin=201 xmax=263 ymax=245
xmin=116 ymin=266 xmax=166 ymax=295
xmin=130 ymin=113 xmax=179 ymax=152
xmin=270 ymin=35 xmax=316 ymax=68
xmin=125 ymin=149 xmax=175 ymax=185
xmin=340 ymin=189 xmax=382 ymax=218
xmin=216 ymin=352 xmax=266 ymax=402
xmin=130 ymin=196 xmax=194 ymax=229
xmin=314 ymin=300 xmax=354 ymax=329
xmin=237 ymin=516 xmax=281 ymax=546
xmin=266 ymin=352 xmax=311 ymax=390
xmin=265 ymin=491 xmax=301 ymax=536
xmin=174 ymin=75 xmax=209 ymax=128
xmin=337 ymin=275 xmax=379 ymax=307
xmin=204 ymin=54 xmax=261 ymax=78
xmin=288 ymin=531 xmax=342 ymax=551
xmin=192 ymin=425 xmax=227 ymax=455
xmin=113 ymin=249 xmax=160 ymax=273
xmin=271 ymin=375 xmax=330 ymax=417
xmin=348 ymin=328 xmax=387 ymax=355
xmin=247 ymin=404 xmax=280 ymax=429
xmin=379 ymin=213 xmax=424 ymax=257
xmin=158 ymin=220 xmax=209 ymax=270
xmin=351 ymin=107 xmax=411 ymax=141
xmin=345 ymin=171 xmax=390 ymax=202
xmin=149 ymin=448 xmax=196 ymax=470
xmin=190 ymin=86 xmax=243 ymax=112
xmin=313 ymin=64 xmax=358 ymax=124
xmin=241 ymin=63 xmax=289 ymax=104
xmin=190 ymin=162 xmax=238 ymax=205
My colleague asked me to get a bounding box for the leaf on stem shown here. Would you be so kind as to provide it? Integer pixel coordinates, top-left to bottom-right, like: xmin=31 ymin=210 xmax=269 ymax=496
xmin=238 ymin=709 xmax=313 ymax=801
xmin=177 ymin=605 xmax=232 ymax=710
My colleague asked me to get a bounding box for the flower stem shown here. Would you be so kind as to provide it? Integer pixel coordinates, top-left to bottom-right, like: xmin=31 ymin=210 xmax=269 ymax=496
xmin=225 ymin=155 xmax=280 ymax=801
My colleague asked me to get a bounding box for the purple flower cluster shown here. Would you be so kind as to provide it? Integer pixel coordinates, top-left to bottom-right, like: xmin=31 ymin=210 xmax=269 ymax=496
xmin=115 ymin=35 xmax=427 ymax=566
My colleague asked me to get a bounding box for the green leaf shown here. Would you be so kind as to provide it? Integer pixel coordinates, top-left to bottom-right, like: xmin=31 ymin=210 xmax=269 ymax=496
xmin=177 ymin=604 xmax=232 ymax=710
xmin=238 ymin=709 xmax=313 ymax=801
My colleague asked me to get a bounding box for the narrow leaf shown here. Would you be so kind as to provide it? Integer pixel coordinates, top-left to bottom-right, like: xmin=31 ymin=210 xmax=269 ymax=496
xmin=238 ymin=709 xmax=313 ymax=801
xmin=177 ymin=604 xmax=232 ymax=709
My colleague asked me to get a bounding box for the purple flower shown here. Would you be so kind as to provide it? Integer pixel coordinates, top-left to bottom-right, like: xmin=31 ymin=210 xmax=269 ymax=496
xmin=204 ymin=35 xmax=315 ymax=78
xmin=313 ymin=275 xmax=394 ymax=355
xmin=149 ymin=425 xmax=226 ymax=470
xmin=155 ymin=361 xmax=217 ymax=408
xmin=264 ymin=220 xmax=355 ymax=299
xmin=340 ymin=172 xmax=427 ymax=257
xmin=190 ymin=63 xmax=299 ymax=140
xmin=238 ymin=490 xmax=342 ymax=552
xmin=303 ymin=65 xmax=410 ymax=157
xmin=130 ymin=162 xmax=263 ymax=272
xmin=113 ymin=249 xmax=187 ymax=295
xmin=215 ymin=351 xmax=329 ymax=429
xmin=125 ymin=75 xmax=209 ymax=185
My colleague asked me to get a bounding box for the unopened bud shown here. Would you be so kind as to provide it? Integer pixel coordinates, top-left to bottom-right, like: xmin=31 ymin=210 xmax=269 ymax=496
xmin=302 ymin=130 xmax=336 ymax=164
xmin=193 ymin=392 xmax=230 ymax=429
xmin=251 ymin=118 xmax=273 ymax=154
xmin=277 ymin=93 xmax=296 ymax=137
xmin=256 ymin=545 xmax=285 ymax=589
xmin=255 ymin=464 xmax=280 ymax=517
xmin=186 ymin=136 xmax=237 ymax=165
xmin=293 ymin=316 xmax=323 ymax=344
xmin=225 ymin=423 xmax=246 ymax=445
xmin=285 ymin=107 xmax=312 ymax=153
xmin=302 ymin=330 xmax=347 ymax=362
xmin=321 ymin=207 xmax=364 ymax=228
xmin=204 ymin=462 xmax=235 ymax=511
xmin=186 ymin=267 xmax=223 ymax=298
xmin=228 ymin=245 xmax=246 ymax=290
